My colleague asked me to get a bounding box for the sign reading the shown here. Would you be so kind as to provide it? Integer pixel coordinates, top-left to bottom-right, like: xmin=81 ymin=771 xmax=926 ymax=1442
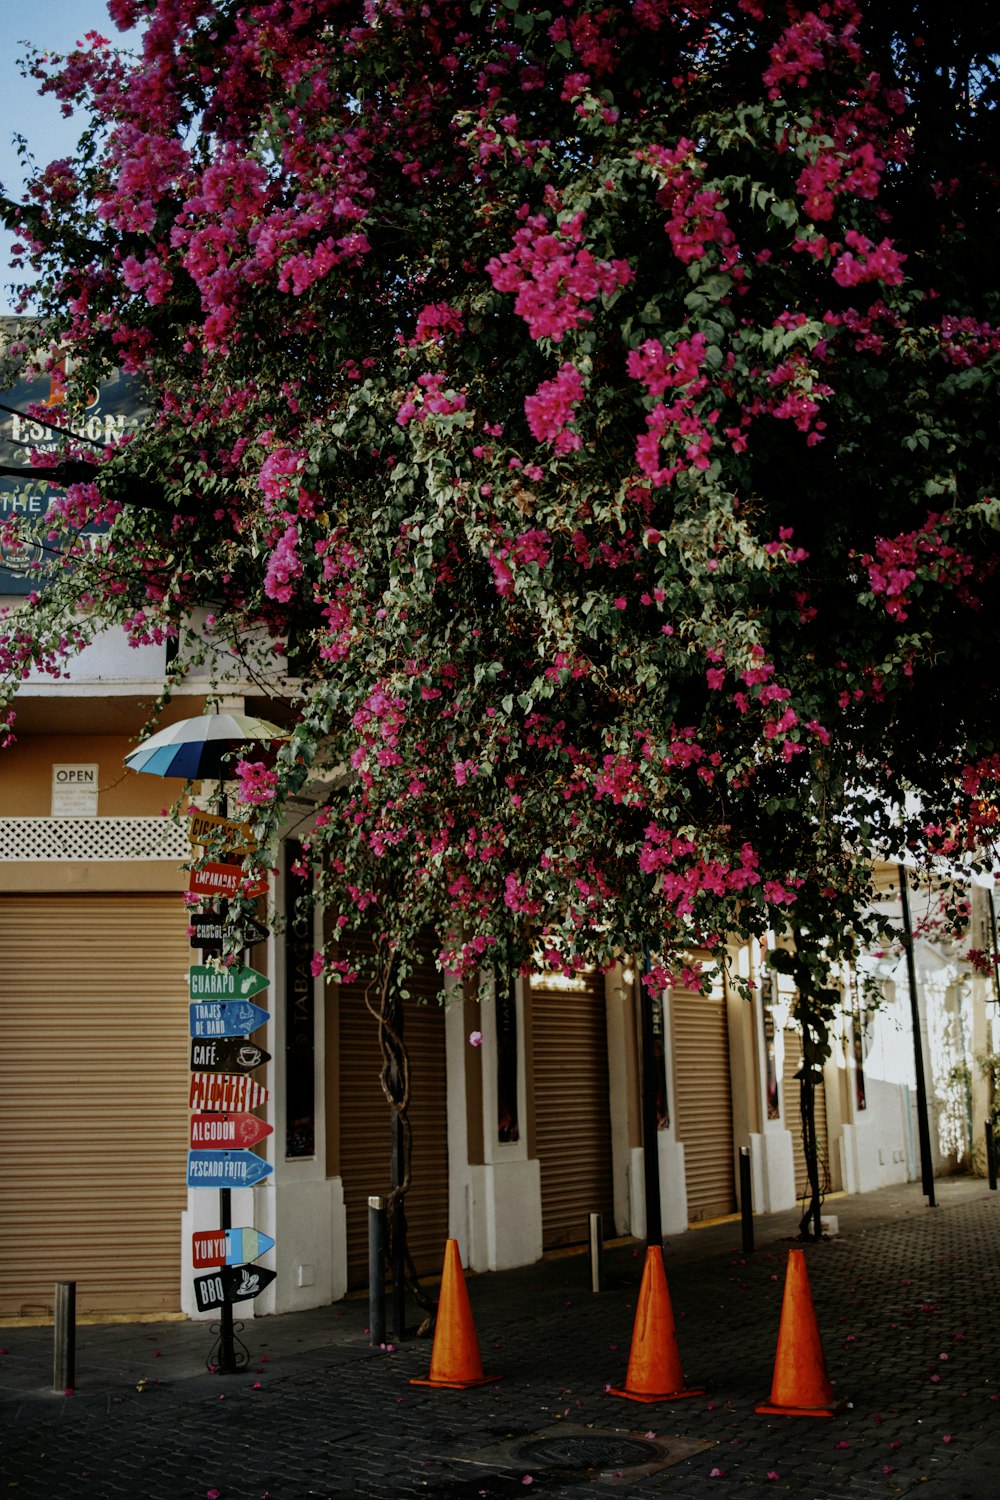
xmin=188 ymin=863 xmax=269 ymax=900
xmin=192 ymin=1264 xmax=277 ymax=1311
xmin=192 ymin=1227 xmax=276 ymax=1269
xmin=189 ymin=1001 xmax=270 ymax=1039
xmin=189 ymin=965 xmax=269 ymax=1000
xmin=187 ymin=809 xmax=257 ymax=853
xmin=190 ymin=1039 xmax=270 ymax=1075
xmin=186 ymin=1149 xmax=273 ymax=1188
xmin=51 ymin=764 xmax=99 ymax=819
xmin=189 ymin=1073 xmax=269 ymax=1111
xmin=190 ymin=1113 xmax=273 ymax=1150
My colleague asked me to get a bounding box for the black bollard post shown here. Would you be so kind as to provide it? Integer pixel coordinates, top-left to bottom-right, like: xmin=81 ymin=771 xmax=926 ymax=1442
xmin=53 ymin=1281 xmax=76 ymax=1394
xmin=739 ymin=1147 xmax=754 ymax=1254
xmin=368 ymin=1195 xmax=387 ymax=1346
xmin=987 ymin=1122 xmax=998 ymax=1191
xmin=589 ymin=1212 xmax=604 ymax=1293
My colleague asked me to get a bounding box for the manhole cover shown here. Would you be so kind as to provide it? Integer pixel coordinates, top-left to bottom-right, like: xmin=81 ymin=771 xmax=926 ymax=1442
xmin=510 ymin=1434 xmax=664 ymax=1471
xmin=451 ymin=1423 xmax=715 ymax=1486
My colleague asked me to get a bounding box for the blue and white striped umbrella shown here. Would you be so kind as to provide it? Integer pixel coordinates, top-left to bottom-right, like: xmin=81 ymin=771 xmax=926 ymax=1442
xmin=124 ymin=712 xmax=288 ymax=780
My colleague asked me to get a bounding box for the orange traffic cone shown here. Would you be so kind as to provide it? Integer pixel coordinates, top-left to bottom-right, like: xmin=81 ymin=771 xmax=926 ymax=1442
xmin=756 ymin=1247 xmax=843 ymax=1417
xmin=410 ymin=1239 xmax=501 ymax=1389
xmin=608 ymin=1245 xmax=704 ymax=1402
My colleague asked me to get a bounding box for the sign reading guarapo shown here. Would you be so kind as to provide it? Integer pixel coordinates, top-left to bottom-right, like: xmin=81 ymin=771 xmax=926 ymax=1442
xmin=189 ymin=965 xmax=269 ymax=1000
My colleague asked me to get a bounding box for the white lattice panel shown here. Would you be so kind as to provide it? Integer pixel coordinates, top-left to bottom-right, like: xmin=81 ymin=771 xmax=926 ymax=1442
xmin=0 ymin=817 xmax=189 ymax=862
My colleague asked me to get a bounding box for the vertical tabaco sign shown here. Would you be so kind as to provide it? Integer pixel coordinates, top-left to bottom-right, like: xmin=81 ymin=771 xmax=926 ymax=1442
xmin=51 ymin=764 xmax=99 ymax=818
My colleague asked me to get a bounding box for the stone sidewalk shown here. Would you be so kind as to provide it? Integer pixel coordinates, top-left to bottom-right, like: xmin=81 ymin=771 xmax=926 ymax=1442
xmin=1 ymin=1176 xmax=997 ymax=1499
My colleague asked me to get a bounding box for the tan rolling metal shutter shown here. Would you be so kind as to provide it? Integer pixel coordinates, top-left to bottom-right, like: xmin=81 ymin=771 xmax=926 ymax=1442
xmin=338 ymin=949 xmax=448 ymax=1288
xmin=671 ymin=988 xmax=736 ymax=1222
xmin=783 ymin=1029 xmax=830 ymax=1200
xmin=531 ymin=974 xmax=614 ymax=1251
xmin=0 ymin=894 xmax=190 ymax=1318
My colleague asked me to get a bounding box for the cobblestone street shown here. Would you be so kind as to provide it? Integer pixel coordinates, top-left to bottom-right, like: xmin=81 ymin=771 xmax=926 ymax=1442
xmin=1 ymin=1177 xmax=997 ymax=1499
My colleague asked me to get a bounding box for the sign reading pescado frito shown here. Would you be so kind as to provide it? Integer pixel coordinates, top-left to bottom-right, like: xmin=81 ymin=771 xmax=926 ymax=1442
xmin=186 ymin=1149 xmax=273 ymax=1188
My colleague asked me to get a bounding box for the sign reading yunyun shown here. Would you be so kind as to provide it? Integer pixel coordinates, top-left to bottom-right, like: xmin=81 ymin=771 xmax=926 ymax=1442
xmin=189 ymin=1001 xmax=270 ymax=1039
xmin=193 ymin=1264 xmax=277 ymax=1311
xmin=186 ymin=1149 xmax=273 ymax=1188
xmin=189 ymin=965 xmax=269 ymax=1000
xmin=189 ymin=1073 xmax=269 ymax=1111
xmin=192 ymin=1227 xmax=276 ymax=1269
xmin=190 ymin=1038 xmax=270 ymax=1075
xmin=190 ymin=1112 xmax=273 ymax=1149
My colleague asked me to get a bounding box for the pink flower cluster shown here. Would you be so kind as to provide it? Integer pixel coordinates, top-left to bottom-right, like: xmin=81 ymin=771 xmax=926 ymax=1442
xmin=861 ymin=516 xmax=975 ymax=621
xmin=831 ymin=231 xmax=906 ymax=287
xmin=524 ymin=362 xmax=585 ymax=453
xmin=263 ymin=525 xmax=302 ymax=603
xmin=638 ymin=828 xmax=762 ymax=916
xmin=640 ymin=141 xmax=737 ymax=267
xmin=487 ymin=209 xmax=632 ymax=342
xmin=235 ymin=759 xmax=280 ymax=806
xmin=762 ymin=8 xmax=862 ymax=98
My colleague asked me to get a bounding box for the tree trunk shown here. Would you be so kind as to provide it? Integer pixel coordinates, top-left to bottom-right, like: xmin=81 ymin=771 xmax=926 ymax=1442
xmin=364 ymin=945 xmax=435 ymax=1332
xmin=797 ymin=1014 xmax=823 ymax=1241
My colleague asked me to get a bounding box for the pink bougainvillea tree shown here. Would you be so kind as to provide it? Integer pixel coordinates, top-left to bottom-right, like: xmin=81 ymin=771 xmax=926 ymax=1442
xmin=4 ymin=1 xmax=1000 ymax=1236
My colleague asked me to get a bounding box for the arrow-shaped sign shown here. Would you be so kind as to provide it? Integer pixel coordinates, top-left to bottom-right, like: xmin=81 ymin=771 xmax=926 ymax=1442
xmin=187 ymin=810 xmax=257 ymax=854
xmin=189 ymin=1001 xmax=270 ymax=1039
xmin=190 ymin=1038 xmax=270 ymax=1075
xmin=189 ymin=1074 xmax=269 ymax=1111
xmin=190 ymin=1113 xmax=273 ymax=1150
xmin=193 ymin=1264 xmax=277 ymax=1311
xmin=189 ymin=862 xmax=269 ymax=899
xmin=187 ymin=1149 xmax=273 ymax=1188
xmin=189 ymin=965 xmax=269 ymax=1000
xmin=192 ymin=1227 xmax=276 ymax=1269
xmin=189 ymin=913 xmax=270 ymax=952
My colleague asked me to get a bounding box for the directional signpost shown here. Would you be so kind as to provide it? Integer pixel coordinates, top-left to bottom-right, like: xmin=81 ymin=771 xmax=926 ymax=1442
xmin=192 ymin=1227 xmax=276 ymax=1269
xmin=190 ymin=1038 xmax=271 ymax=1074
xmin=190 ymin=1112 xmax=273 ymax=1150
xmin=189 ymin=1001 xmax=270 ymax=1039
xmin=193 ymin=1264 xmax=277 ymax=1312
